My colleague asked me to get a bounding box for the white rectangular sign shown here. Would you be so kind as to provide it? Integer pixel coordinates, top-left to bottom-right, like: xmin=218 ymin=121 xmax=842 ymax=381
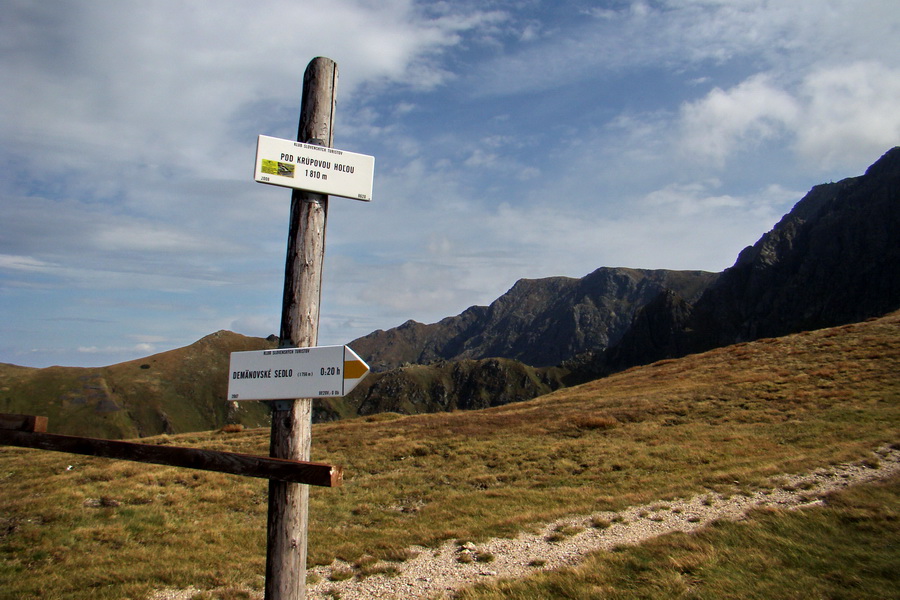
xmin=227 ymin=345 xmax=370 ymax=401
xmin=254 ymin=135 xmax=374 ymax=201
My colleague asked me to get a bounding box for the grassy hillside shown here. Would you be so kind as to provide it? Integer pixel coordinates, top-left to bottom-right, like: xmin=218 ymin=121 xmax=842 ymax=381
xmin=0 ymin=311 xmax=898 ymax=599
xmin=0 ymin=331 xmax=566 ymax=435
xmin=0 ymin=331 xmax=275 ymax=438
xmin=333 ymin=357 xmax=568 ymax=419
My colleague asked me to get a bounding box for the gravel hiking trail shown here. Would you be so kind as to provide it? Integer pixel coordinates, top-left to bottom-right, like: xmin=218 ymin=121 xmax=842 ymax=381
xmin=151 ymin=445 xmax=899 ymax=600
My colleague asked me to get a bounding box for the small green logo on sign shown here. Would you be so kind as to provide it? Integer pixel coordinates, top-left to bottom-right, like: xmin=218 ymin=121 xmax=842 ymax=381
xmin=261 ymin=159 xmax=295 ymax=178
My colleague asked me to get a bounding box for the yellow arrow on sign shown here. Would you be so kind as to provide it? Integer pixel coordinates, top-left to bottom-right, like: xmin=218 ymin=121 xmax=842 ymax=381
xmin=343 ymin=358 xmax=368 ymax=380
xmin=340 ymin=346 xmax=370 ymax=396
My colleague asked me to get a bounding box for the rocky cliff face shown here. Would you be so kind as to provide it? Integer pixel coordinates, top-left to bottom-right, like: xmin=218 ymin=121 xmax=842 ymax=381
xmin=597 ymin=147 xmax=900 ymax=372
xmin=592 ymin=289 xmax=695 ymax=375
xmin=350 ymin=267 xmax=717 ymax=370
xmin=685 ymin=146 xmax=900 ymax=352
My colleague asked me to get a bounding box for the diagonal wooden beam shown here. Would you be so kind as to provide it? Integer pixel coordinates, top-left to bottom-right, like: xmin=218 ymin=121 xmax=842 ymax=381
xmin=0 ymin=421 xmax=341 ymax=487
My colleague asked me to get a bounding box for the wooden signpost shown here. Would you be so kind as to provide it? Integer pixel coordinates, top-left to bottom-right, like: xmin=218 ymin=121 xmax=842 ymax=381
xmin=267 ymin=55 xmax=345 ymax=600
xmin=0 ymin=56 xmax=371 ymax=600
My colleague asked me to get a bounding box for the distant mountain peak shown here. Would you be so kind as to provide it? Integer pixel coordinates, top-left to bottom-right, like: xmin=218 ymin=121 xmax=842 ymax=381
xmin=350 ymin=267 xmax=717 ymax=370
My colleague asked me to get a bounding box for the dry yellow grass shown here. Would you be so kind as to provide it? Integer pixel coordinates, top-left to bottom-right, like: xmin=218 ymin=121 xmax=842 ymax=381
xmin=1 ymin=311 xmax=898 ymax=599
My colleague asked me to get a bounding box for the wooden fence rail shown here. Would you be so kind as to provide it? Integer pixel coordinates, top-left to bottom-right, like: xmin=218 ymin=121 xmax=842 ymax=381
xmin=0 ymin=413 xmax=341 ymax=487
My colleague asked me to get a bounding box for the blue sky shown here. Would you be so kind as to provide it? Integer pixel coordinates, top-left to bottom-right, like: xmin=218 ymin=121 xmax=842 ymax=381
xmin=2 ymin=0 xmax=899 ymax=368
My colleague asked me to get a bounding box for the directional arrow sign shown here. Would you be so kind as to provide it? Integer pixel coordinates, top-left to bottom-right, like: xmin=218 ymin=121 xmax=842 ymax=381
xmin=254 ymin=134 xmax=374 ymax=201
xmin=227 ymin=345 xmax=369 ymax=401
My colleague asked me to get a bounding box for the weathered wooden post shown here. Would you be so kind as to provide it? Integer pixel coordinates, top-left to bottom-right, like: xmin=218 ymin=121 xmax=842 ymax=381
xmin=265 ymin=56 xmax=338 ymax=600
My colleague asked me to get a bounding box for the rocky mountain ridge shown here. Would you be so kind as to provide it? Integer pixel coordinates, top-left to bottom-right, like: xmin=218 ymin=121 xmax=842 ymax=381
xmin=350 ymin=267 xmax=716 ymax=371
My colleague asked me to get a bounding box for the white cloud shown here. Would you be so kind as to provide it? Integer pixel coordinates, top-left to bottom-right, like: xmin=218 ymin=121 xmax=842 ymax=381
xmin=469 ymin=0 xmax=900 ymax=100
xmin=679 ymin=75 xmax=798 ymax=165
xmin=129 ymin=334 xmax=168 ymax=345
xmin=794 ymin=62 xmax=900 ymax=169
xmin=678 ymin=62 xmax=900 ymax=171
xmin=478 ymin=178 xmax=800 ymax=275
xmin=0 ymin=254 xmax=55 ymax=272
xmin=645 ymin=181 xmax=742 ymax=216
xmin=0 ymin=0 xmax=505 ymax=189
xmin=77 ymin=342 xmax=155 ymax=355
xmin=229 ymin=315 xmax=279 ymax=338
xmin=93 ymin=224 xmax=232 ymax=254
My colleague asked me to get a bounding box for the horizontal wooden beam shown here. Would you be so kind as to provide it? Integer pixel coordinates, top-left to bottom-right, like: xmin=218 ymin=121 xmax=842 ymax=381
xmin=0 ymin=413 xmax=48 ymax=432
xmin=0 ymin=428 xmax=341 ymax=487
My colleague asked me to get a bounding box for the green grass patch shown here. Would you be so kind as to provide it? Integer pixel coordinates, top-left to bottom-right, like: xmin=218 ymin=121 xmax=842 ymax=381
xmin=545 ymin=524 xmax=585 ymax=543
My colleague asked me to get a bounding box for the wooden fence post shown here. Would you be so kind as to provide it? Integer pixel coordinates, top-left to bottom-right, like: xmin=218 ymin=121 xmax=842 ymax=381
xmin=265 ymin=56 xmax=338 ymax=600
